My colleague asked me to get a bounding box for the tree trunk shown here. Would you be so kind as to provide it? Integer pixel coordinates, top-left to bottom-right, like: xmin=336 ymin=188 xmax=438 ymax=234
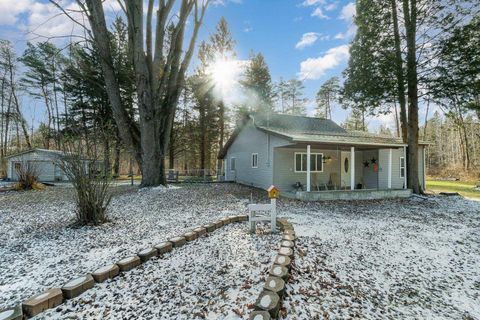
xmin=393 ymin=101 xmax=400 ymax=138
xmin=169 ymin=128 xmax=175 ymax=170
xmin=391 ymin=0 xmax=408 ymax=143
xmin=83 ymin=0 xmax=206 ymax=187
xmin=403 ymin=0 xmax=421 ymax=194
xmin=113 ymin=130 xmax=121 ymax=178
xmin=103 ymin=134 xmax=111 ymax=177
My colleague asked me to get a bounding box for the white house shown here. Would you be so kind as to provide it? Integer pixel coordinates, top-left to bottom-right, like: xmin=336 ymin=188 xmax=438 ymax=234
xmin=218 ymin=113 xmax=428 ymax=200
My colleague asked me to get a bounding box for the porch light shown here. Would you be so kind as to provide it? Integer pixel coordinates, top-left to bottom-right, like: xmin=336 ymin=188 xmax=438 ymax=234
xmin=322 ymin=156 xmax=332 ymax=164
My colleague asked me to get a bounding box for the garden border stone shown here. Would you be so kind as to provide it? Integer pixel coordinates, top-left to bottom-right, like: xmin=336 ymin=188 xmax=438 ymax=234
xmin=22 ymin=288 xmax=63 ymax=317
xmin=61 ymin=274 xmax=95 ymax=299
xmin=155 ymin=241 xmax=173 ymax=254
xmin=0 ymin=305 xmax=22 ymax=320
xmin=251 ymin=217 xmax=296 ymax=319
xmin=117 ymin=255 xmax=141 ymax=272
xmin=169 ymin=236 xmax=187 ymax=247
xmin=91 ymin=264 xmax=120 ymax=283
xmin=184 ymin=231 xmax=198 ymax=241
xmin=138 ymin=247 xmax=158 ymax=262
xmin=6 ymin=215 xmax=255 ymax=319
xmin=249 ymin=310 xmax=272 ymax=319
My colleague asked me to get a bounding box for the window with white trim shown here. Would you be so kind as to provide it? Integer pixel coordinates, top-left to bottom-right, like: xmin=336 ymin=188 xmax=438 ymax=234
xmin=231 ymin=157 xmax=236 ymax=171
xmin=251 ymin=153 xmax=258 ymax=168
xmin=294 ymin=153 xmax=323 ymax=172
xmin=400 ymin=157 xmax=405 ymax=178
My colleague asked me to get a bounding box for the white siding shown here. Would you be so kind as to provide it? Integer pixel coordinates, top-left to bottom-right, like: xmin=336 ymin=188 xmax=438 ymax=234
xmin=378 ymin=148 xmax=405 ymax=189
xmin=6 ymin=151 xmax=66 ymax=182
xmin=362 ymin=150 xmax=379 ymax=189
xmin=224 ymin=121 xmax=291 ymax=190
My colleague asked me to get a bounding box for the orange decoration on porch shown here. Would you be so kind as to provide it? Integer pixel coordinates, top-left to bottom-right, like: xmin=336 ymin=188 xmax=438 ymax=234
xmin=373 ymin=163 xmax=379 ymax=172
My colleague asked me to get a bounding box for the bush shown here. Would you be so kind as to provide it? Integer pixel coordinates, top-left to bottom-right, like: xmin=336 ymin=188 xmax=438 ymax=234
xmin=59 ymin=155 xmax=111 ymax=226
xmin=15 ymin=162 xmax=40 ymax=190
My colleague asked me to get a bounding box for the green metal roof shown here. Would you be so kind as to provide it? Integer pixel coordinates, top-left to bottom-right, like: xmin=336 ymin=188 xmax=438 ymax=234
xmin=218 ymin=113 xmax=427 ymax=158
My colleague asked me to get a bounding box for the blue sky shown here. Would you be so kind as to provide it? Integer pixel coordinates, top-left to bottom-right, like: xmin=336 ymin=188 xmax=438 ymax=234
xmin=0 ymin=0 xmax=403 ymax=131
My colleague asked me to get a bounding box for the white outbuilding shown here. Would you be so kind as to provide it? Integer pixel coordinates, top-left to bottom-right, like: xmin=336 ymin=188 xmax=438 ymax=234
xmin=6 ymin=148 xmax=100 ymax=182
xmin=6 ymin=149 xmax=67 ymax=182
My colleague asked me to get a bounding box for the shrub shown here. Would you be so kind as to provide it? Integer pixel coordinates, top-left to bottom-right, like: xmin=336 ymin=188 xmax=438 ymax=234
xmin=15 ymin=162 xmax=40 ymax=190
xmin=59 ymin=155 xmax=111 ymax=226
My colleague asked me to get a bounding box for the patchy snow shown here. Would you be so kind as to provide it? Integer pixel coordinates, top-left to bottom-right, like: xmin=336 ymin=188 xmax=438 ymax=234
xmin=1 ymin=184 xmax=479 ymax=319
xmin=0 ymin=309 xmax=14 ymax=319
xmin=64 ymin=276 xmax=87 ymax=288
xmin=260 ymin=294 xmax=272 ymax=308
xmin=278 ymin=195 xmax=480 ymax=319
xmin=0 ymin=184 xmax=257 ymax=311
xmin=40 ymin=223 xmax=279 ymax=319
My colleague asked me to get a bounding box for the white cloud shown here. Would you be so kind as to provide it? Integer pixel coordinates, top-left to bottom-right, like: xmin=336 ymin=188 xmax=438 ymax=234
xmin=298 ymin=44 xmax=350 ymax=80
xmin=339 ymin=2 xmax=356 ymax=21
xmin=301 ymin=0 xmax=325 ymax=6
xmin=311 ymin=7 xmax=329 ymax=19
xmin=25 ymin=1 xmax=88 ymax=42
xmin=295 ymin=32 xmax=319 ymax=49
xmin=325 ymin=2 xmax=338 ymax=11
xmin=334 ymin=2 xmax=357 ymax=40
xmin=296 ymin=32 xmax=330 ymax=49
xmin=0 ymin=0 xmax=33 ymax=25
xmin=212 ymin=0 xmax=242 ymax=5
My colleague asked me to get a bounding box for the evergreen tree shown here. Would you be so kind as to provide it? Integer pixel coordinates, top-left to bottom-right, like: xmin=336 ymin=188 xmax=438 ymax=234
xmin=242 ymin=52 xmax=275 ymax=114
xmin=284 ymin=79 xmax=307 ymax=116
xmin=315 ymin=76 xmax=339 ymax=119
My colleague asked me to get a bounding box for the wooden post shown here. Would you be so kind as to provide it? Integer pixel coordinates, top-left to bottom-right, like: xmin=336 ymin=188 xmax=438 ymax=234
xmin=388 ymin=148 xmax=392 ymax=189
xmin=306 ymin=145 xmax=311 ymax=192
xmin=350 ymin=146 xmax=355 ymax=190
xmin=271 ymin=198 xmax=276 ymax=233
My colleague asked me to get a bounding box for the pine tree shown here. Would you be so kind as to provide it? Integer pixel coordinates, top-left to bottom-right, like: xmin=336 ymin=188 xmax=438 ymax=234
xmin=315 ymin=77 xmax=339 ymax=119
xmin=242 ymin=52 xmax=275 ymax=114
xmin=284 ymin=79 xmax=307 ymax=116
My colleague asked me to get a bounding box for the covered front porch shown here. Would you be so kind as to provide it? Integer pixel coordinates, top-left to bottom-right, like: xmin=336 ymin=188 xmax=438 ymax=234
xmin=273 ymin=142 xmax=411 ymax=200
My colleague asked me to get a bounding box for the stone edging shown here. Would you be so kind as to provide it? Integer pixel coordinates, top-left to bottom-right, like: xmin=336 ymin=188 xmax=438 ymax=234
xmin=0 ymin=215 xmax=248 ymax=320
xmin=250 ymin=218 xmax=295 ymax=320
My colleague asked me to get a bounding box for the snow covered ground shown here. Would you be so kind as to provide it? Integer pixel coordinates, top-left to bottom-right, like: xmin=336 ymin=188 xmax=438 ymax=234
xmin=1 ymin=184 xmax=479 ymax=319
xmin=279 ymin=196 xmax=480 ymax=319
xmin=0 ymin=184 xmax=260 ymax=313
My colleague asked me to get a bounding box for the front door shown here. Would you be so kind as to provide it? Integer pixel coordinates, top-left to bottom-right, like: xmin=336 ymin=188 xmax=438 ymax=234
xmin=340 ymin=151 xmax=350 ymax=189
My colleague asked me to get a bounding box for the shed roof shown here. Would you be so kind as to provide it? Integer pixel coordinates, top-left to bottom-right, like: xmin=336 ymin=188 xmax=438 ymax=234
xmin=5 ymin=148 xmax=66 ymax=159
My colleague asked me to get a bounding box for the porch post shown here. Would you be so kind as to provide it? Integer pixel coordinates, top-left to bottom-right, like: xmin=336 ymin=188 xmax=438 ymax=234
xmin=388 ymin=149 xmax=392 ymax=189
xmin=307 ymin=145 xmax=311 ymax=192
xmin=350 ymin=146 xmax=355 ymax=190
xmin=403 ymin=146 xmax=407 ymax=189
xmin=423 ymin=146 xmax=426 ymax=190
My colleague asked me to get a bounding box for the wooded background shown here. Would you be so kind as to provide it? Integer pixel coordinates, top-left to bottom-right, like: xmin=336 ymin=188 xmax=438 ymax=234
xmin=1 ymin=1 xmax=479 ymax=181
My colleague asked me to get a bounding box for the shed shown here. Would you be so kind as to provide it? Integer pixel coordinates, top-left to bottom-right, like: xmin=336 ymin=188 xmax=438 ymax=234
xmin=6 ymin=149 xmax=99 ymax=182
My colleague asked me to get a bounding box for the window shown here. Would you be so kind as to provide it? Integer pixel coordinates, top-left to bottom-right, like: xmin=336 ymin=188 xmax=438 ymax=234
xmin=251 ymin=153 xmax=258 ymax=168
xmin=14 ymin=162 xmax=21 ymax=173
xmin=400 ymin=157 xmax=405 ymax=178
xmin=230 ymin=157 xmax=236 ymax=171
xmin=294 ymin=153 xmax=323 ymax=172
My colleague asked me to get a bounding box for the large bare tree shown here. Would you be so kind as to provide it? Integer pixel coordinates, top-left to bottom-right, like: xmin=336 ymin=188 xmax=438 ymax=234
xmin=54 ymin=0 xmax=209 ymax=186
